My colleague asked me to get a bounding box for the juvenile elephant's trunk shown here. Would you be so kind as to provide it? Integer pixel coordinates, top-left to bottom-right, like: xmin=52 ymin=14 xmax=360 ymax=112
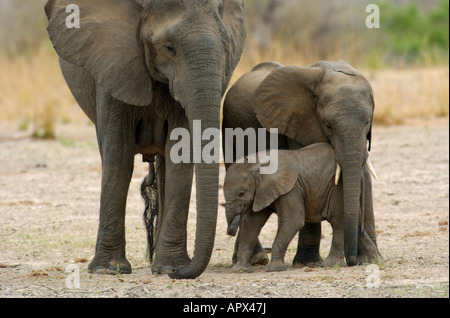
xmin=335 ymin=131 xmax=368 ymax=266
xmin=169 ymin=41 xmax=223 ymax=279
xmin=341 ymin=165 xmax=362 ymax=266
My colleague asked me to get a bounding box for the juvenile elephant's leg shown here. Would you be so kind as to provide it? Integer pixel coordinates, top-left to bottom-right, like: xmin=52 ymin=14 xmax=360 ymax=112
xmin=152 ymin=134 xmax=193 ymax=274
xmin=323 ymin=221 xmax=346 ymax=267
xmin=358 ymin=167 xmax=382 ymax=262
xmin=88 ymin=94 xmax=136 ymax=274
xmin=233 ymin=211 xmax=271 ymax=273
xmin=358 ymin=231 xmax=382 ymax=263
xmin=293 ymin=223 xmax=323 ymax=267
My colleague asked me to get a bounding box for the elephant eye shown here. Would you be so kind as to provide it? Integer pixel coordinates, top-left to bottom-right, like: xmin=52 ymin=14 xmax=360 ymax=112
xmin=325 ymin=122 xmax=332 ymax=130
xmin=238 ymin=191 xmax=245 ymax=198
xmin=164 ymin=44 xmax=176 ymax=57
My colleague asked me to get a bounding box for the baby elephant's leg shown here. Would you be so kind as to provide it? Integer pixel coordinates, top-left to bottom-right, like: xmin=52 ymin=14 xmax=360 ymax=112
xmin=232 ymin=232 xmax=269 ymax=267
xmin=233 ymin=211 xmax=271 ymax=273
xmin=266 ymin=209 xmax=304 ymax=272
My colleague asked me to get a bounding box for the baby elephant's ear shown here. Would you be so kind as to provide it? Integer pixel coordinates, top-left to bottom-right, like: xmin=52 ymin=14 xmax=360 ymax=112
xmin=252 ymin=152 xmax=300 ymax=212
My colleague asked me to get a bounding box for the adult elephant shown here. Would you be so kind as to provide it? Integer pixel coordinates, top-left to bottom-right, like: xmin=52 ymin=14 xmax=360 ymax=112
xmin=222 ymin=60 xmax=380 ymax=266
xmin=45 ymin=0 xmax=245 ymax=279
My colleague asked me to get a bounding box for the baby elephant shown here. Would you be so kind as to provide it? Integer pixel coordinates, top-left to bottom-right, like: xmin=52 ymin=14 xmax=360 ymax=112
xmin=224 ymin=143 xmax=381 ymax=272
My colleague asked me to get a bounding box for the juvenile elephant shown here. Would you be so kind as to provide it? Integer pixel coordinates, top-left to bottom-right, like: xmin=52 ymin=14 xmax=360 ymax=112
xmin=224 ymin=143 xmax=381 ymax=273
xmin=222 ymin=60 xmax=379 ymax=266
xmin=45 ymin=0 xmax=245 ymax=279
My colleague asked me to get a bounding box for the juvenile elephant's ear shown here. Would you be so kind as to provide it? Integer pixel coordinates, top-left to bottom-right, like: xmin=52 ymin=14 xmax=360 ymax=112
xmin=222 ymin=0 xmax=246 ymax=88
xmin=331 ymin=60 xmax=374 ymax=151
xmin=252 ymin=152 xmax=300 ymax=212
xmin=45 ymin=0 xmax=153 ymax=106
xmin=254 ymin=66 xmax=328 ymax=146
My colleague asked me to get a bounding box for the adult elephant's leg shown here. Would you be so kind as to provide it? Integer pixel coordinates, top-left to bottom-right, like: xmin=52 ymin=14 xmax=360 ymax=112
xmin=152 ymin=124 xmax=194 ymax=274
xmin=88 ymin=91 xmax=136 ymax=274
xmin=293 ymin=222 xmax=322 ymax=267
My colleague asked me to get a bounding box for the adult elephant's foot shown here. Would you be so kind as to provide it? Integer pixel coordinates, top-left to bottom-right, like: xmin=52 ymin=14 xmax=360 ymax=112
xmin=151 ymin=254 xmax=191 ymax=275
xmin=88 ymin=254 xmax=132 ymax=274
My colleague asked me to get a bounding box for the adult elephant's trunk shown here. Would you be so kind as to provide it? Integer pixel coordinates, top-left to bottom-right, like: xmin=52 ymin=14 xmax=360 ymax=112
xmin=169 ymin=42 xmax=222 ymax=279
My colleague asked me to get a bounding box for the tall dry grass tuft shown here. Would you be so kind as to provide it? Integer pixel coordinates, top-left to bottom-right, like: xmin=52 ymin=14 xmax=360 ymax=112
xmin=0 ymin=44 xmax=78 ymax=138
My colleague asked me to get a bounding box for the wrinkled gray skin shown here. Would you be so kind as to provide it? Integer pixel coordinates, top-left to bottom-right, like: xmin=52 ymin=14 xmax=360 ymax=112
xmin=45 ymin=0 xmax=245 ymax=279
xmin=222 ymin=60 xmax=379 ymax=267
xmin=224 ymin=144 xmax=381 ymax=273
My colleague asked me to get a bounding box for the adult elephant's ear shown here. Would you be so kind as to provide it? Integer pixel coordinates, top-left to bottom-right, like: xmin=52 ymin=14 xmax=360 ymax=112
xmin=252 ymin=152 xmax=300 ymax=212
xmin=222 ymin=0 xmax=246 ymax=89
xmin=45 ymin=0 xmax=153 ymax=106
xmin=254 ymin=66 xmax=327 ymax=146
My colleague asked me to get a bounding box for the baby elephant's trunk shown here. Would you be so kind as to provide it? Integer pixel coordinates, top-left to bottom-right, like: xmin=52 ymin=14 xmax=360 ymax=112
xmin=227 ymin=214 xmax=241 ymax=236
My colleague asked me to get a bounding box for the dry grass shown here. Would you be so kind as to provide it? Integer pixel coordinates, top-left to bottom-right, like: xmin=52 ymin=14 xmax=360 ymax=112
xmin=0 ymin=43 xmax=448 ymax=138
xmin=0 ymin=45 xmax=78 ymax=138
xmin=368 ymin=67 xmax=449 ymax=125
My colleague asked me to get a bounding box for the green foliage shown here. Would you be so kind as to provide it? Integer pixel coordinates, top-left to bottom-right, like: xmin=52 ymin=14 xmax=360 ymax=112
xmin=379 ymin=0 xmax=449 ymax=65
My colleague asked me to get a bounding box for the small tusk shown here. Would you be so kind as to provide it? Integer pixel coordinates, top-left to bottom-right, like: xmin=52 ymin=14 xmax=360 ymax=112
xmin=335 ymin=162 xmax=341 ymax=185
xmin=365 ymin=158 xmax=378 ymax=180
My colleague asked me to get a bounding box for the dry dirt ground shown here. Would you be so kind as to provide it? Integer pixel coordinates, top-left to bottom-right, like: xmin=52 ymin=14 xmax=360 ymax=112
xmin=0 ymin=118 xmax=448 ymax=299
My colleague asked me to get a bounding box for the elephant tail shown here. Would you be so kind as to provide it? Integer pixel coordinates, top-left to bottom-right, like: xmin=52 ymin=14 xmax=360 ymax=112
xmin=141 ymin=163 xmax=159 ymax=263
